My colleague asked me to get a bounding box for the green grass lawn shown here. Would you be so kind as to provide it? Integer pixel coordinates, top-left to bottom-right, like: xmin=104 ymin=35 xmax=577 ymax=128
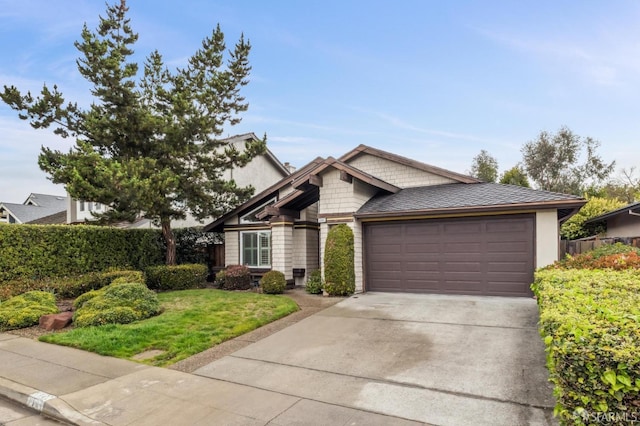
xmin=39 ymin=289 xmax=299 ymax=366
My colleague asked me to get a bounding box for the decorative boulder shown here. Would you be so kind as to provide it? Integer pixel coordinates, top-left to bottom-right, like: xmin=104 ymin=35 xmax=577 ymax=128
xmin=39 ymin=312 xmax=73 ymax=331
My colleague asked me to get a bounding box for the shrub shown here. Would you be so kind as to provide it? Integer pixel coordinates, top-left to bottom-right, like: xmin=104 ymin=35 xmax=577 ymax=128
xmin=552 ymin=243 xmax=640 ymax=270
xmin=260 ymin=270 xmax=286 ymax=294
xmin=0 ymin=291 xmax=58 ymax=331
xmin=323 ymin=224 xmax=355 ymax=296
xmin=73 ymin=282 xmax=161 ymax=327
xmin=532 ymin=269 xmax=640 ymax=424
xmin=214 ymin=270 xmax=226 ymax=289
xmin=0 ymin=269 xmax=146 ymax=301
xmin=222 ymin=265 xmax=251 ymax=290
xmin=145 ymin=264 xmax=208 ymax=290
xmin=305 ymin=269 xmax=323 ymax=294
xmin=0 ymin=224 xmax=163 ymax=283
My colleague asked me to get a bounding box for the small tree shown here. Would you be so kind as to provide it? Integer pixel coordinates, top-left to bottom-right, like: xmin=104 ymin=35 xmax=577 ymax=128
xmin=560 ymin=197 xmax=626 ymax=240
xmin=521 ymin=127 xmax=614 ymax=195
xmin=0 ymin=0 xmax=265 ymax=265
xmin=323 ymin=224 xmax=355 ymax=296
xmin=469 ymin=149 xmax=498 ymax=183
xmin=499 ymin=165 xmax=530 ymax=188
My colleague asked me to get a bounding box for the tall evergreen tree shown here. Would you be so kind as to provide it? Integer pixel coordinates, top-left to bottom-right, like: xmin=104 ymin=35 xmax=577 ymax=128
xmin=1 ymin=0 xmax=265 ymax=264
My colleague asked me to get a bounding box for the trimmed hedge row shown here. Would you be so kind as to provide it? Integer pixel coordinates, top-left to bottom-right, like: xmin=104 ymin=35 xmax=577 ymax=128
xmin=532 ymin=269 xmax=640 ymax=424
xmin=145 ymin=264 xmax=208 ymax=291
xmin=0 ymin=224 xmax=163 ymax=282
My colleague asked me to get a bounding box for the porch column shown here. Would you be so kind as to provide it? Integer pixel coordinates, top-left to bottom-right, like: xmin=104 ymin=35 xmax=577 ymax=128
xmin=270 ymin=215 xmax=294 ymax=281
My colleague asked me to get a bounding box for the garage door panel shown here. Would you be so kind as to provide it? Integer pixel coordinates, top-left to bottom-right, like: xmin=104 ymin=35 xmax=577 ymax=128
xmin=442 ymin=241 xmax=482 ymax=253
xmin=364 ymin=214 xmax=534 ymax=296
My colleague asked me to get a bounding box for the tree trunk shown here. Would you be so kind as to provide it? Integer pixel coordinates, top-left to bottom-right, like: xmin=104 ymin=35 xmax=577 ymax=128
xmin=162 ymin=219 xmax=177 ymax=265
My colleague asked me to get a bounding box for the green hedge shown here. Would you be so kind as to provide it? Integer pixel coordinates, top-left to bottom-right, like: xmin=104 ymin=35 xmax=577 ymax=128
xmin=0 ymin=291 xmax=59 ymax=331
xmin=145 ymin=264 xmax=208 ymax=291
xmin=73 ymin=282 xmax=161 ymax=327
xmin=323 ymin=224 xmax=355 ymax=296
xmin=0 ymin=224 xmax=163 ymax=282
xmin=532 ymin=269 xmax=640 ymax=424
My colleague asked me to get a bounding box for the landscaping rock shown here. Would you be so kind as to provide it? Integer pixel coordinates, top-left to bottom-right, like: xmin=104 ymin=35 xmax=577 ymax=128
xmin=39 ymin=312 xmax=73 ymax=331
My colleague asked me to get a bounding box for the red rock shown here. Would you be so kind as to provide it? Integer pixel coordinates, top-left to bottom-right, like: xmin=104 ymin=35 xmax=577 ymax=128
xmin=39 ymin=312 xmax=73 ymax=331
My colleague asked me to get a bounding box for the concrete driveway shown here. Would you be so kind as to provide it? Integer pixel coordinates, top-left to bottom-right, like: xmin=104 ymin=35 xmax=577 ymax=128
xmin=195 ymin=293 xmax=557 ymax=426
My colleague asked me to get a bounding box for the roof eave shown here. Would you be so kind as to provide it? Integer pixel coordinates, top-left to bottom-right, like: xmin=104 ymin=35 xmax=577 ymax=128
xmin=355 ymin=199 xmax=587 ymax=220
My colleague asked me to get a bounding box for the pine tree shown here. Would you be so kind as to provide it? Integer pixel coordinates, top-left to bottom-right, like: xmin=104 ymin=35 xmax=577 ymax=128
xmin=1 ymin=0 xmax=265 ymax=264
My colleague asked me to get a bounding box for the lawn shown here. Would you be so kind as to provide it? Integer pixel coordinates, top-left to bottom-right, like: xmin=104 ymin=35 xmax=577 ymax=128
xmin=39 ymin=289 xmax=299 ymax=366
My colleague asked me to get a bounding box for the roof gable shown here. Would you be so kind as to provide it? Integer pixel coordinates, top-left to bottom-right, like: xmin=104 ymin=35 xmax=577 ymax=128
xmin=203 ymin=157 xmax=325 ymax=232
xmin=340 ymin=145 xmax=479 ymax=185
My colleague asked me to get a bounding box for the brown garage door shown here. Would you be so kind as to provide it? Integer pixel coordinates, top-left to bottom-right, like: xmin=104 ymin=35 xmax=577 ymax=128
xmin=364 ymin=214 xmax=534 ymax=297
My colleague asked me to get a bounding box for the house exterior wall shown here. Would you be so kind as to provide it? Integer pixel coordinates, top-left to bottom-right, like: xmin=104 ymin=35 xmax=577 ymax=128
xmin=224 ymin=141 xmax=287 ymax=193
xmin=271 ymin=218 xmax=294 ymax=280
xmin=605 ymin=214 xmax=640 ymax=238
xmin=536 ymin=210 xmax=559 ymax=268
xmin=347 ymin=154 xmax=457 ymax=188
xmin=225 ymin=231 xmax=240 ymax=265
xmin=319 ymin=169 xmax=357 ymax=214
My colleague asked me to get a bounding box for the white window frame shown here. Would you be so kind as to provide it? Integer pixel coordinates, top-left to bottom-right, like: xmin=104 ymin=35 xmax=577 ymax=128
xmin=240 ymin=230 xmax=271 ymax=268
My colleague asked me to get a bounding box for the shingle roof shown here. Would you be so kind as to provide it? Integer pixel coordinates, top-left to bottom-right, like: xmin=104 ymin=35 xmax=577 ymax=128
xmin=357 ymin=183 xmax=585 ymax=217
xmin=0 ymin=193 xmax=67 ymax=223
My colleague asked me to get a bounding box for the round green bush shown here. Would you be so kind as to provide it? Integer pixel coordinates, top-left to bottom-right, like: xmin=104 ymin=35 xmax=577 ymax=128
xmin=214 ymin=270 xmax=226 ymax=289
xmin=260 ymin=270 xmax=286 ymax=294
xmin=305 ymin=270 xmax=323 ymax=294
xmin=0 ymin=291 xmax=58 ymax=331
xmin=323 ymin=224 xmax=355 ymax=296
xmin=73 ymin=282 xmax=161 ymax=327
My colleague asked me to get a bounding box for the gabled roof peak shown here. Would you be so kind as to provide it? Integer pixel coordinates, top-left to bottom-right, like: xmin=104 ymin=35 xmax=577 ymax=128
xmin=339 ymin=144 xmax=480 ymax=184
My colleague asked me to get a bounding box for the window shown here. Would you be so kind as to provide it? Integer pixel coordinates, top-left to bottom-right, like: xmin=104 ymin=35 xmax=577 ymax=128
xmin=240 ymin=197 xmax=277 ymax=223
xmin=241 ymin=231 xmax=271 ymax=268
xmin=94 ymin=202 xmax=102 ymax=210
xmin=79 ymin=200 xmax=85 ymax=212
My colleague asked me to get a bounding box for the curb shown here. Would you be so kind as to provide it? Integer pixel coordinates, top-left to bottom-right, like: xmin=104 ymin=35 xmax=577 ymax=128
xmin=0 ymin=376 xmax=106 ymax=425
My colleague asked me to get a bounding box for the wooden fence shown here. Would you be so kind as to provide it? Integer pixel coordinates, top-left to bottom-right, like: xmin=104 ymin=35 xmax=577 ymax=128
xmin=560 ymin=237 xmax=640 ymax=258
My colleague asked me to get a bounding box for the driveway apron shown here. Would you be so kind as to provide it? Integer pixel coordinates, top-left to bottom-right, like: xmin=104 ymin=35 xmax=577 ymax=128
xmin=195 ymin=292 xmax=557 ymax=426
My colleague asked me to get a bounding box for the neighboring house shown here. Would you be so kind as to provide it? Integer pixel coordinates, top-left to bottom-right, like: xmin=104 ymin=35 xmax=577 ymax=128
xmin=67 ymin=133 xmax=292 ymax=228
xmin=584 ymin=201 xmax=640 ymax=238
xmin=0 ymin=193 xmax=67 ymax=224
xmin=205 ymin=144 xmax=586 ymax=297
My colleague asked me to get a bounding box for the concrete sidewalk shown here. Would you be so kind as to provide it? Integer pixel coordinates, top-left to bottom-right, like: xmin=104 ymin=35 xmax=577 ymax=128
xmin=0 ymin=333 xmax=424 ymax=425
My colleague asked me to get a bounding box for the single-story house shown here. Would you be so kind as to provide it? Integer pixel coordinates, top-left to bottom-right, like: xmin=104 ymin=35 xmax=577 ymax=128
xmin=204 ymin=145 xmax=586 ymax=297
xmin=584 ymin=201 xmax=640 ymax=238
xmin=0 ymin=193 xmax=67 ymax=224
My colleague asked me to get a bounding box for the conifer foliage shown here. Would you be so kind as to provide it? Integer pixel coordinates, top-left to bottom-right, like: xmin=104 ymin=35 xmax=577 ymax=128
xmin=1 ymin=1 xmax=265 ymax=264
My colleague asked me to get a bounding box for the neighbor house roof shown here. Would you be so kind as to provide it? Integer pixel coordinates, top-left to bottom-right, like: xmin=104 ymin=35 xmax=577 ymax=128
xmin=0 ymin=193 xmax=67 ymax=224
xmin=223 ymin=133 xmax=292 ymax=177
xmin=356 ymin=183 xmax=586 ymax=220
xmin=584 ymin=201 xmax=640 ymax=224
